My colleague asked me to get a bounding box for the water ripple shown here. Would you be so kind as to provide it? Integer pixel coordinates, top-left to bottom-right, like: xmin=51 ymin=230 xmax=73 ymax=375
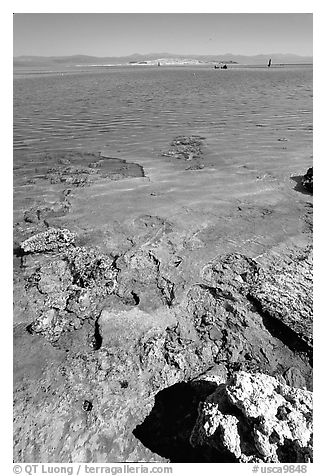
xmin=14 ymin=67 xmax=312 ymax=160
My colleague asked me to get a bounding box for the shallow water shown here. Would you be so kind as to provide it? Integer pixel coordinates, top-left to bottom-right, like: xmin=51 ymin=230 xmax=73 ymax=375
xmin=14 ymin=66 xmax=312 ymax=169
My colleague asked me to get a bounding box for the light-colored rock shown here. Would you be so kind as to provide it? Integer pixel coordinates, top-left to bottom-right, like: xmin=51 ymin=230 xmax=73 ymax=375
xmin=21 ymin=228 xmax=75 ymax=253
xmin=191 ymin=398 xmax=241 ymax=458
xmin=226 ymin=372 xmax=284 ymax=419
xmin=190 ymin=371 xmax=313 ymax=463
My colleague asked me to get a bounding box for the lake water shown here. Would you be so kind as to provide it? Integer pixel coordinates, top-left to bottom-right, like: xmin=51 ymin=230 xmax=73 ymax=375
xmin=13 ymin=66 xmax=312 ymax=169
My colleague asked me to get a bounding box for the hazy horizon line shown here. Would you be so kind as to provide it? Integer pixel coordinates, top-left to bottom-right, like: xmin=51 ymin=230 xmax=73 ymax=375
xmin=14 ymin=52 xmax=313 ymax=58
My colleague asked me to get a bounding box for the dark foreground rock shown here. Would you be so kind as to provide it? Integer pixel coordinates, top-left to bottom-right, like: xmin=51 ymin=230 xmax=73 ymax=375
xmin=301 ymin=167 xmax=313 ymax=193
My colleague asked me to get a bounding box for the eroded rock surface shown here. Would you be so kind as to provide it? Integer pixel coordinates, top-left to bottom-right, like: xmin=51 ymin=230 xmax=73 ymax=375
xmin=185 ymin=251 xmax=312 ymax=382
xmin=23 ymin=246 xmax=118 ymax=342
xmin=14 ymin=229 xmax=313 ymax=462
xmin=250 ymin=247 xmax=313 ymax=350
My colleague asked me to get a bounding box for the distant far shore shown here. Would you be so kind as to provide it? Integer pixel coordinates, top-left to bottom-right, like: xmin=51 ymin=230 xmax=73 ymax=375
xmin=13 ymin=52 xmax=313 ymax=68
xmin=13 ymin=62 xmax=313 ymax=77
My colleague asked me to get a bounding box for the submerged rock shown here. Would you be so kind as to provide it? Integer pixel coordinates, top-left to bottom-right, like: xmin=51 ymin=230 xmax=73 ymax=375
xmin=190 ymin=371 xmax=313 ymax=463
xmin=162 ymin=136 xmax=205 ymax=161
xmin=37 ymin=150 xmax=145 ymax=186
xmin=48 ymin=167 xmax=93 ymax=187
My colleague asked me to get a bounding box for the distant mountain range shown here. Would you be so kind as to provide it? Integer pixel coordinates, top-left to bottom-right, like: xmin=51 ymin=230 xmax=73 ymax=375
xmin=13 ymin=53 xmax=312 ymax=67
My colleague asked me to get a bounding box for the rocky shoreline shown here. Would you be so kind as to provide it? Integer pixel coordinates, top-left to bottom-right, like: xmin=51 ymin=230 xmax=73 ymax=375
xmin=13 ymin=145 xmax=313 ymax=463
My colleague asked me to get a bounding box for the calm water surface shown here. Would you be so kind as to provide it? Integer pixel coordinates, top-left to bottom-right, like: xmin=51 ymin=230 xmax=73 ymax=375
xmin=13 ymin=66 xmax=312 ymax=164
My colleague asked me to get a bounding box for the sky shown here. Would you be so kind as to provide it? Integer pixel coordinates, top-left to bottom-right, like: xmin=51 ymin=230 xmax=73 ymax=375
xmin=13 ymin=13 xmax=313 ymax=57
